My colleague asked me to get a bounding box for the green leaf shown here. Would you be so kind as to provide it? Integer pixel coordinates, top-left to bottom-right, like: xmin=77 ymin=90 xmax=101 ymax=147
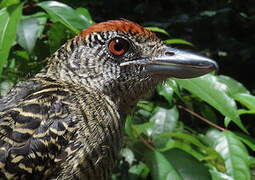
xmin=145 ymin=27 xmax=170 ymax=36
xmin=29 ymin=12 xmax=48 ymax=38
xmin=233 ymin=132 xmax=255 ymax=152
xmin=163 ymin=149 xmax=211 ymax=180
xmin=210 ymin=169 xmax=233 ymax=180
xmin=47 ymin=22 xmax=68 ymax=53
xmin=156 ymin=132 xmax=224 ymax=165
xmin=137 ymin=109 xmax=151 ymax=118
xmin=137 ymin=101 xmax=154 ymax=112
xmin=173 ymin=140 xmax=205 ymax=161
xmin=238 ymin=109 xmax=255 ymax=115
xmin=204 ymin=129 xmax=222 ymax=147
xmin=199 ymin=103 xmax=218 ymax=124
xmin=0 ymin=2 xmax=23 ymax=74
xmin=38 ymin=1 xmax=92 ymax=34
xmin=206 ymin=130 xmax=250 ymax=180
xmin=147 ymin=106 xmax=179 ymax=138
xmin=250 ymin=157 xmax=255 ymax=166
xmin=234 ymin=93 xmax=255 ymax=111
xmin=129 ymin=162 xmax=149 ymax=178
xmin=12 ymin=50 xmax=29 ymax=64
xmin=175 ymin=74 xmax=247 ymax=133
xmin=0 ymin=0 xmax=19 ymax=8
xmin=164 ymin=39 xmax=194 ymax=46
xmin=166 ymin=79 xmax=182 ymax=98
xmin=217 ymin=75 xmax=249 ymax=96
xmin=147 ymin=106 xmax=179 ymax=149
xmin=145 ymin=150 xmax=182 ymax=180
xmin=17 ymin=17 xmax=42 ymax=54
xmin=125 ymin=115 xmax=136 ymax=139
xmin=75 ymin=7 xmax=94 ymax=25
xmin=157 ymin=139 xmax=175 ymax=152
xmin=133 ymin=121 xmax=155 ymax=135
xmin=224 ymin=116 xmax=231 ymax=128
xmin=157 ymin=132 xmax=205 ymax=148
xmin=121 ymin=148 xmax=135 ymax=165
xmin=157 ymin=82 xmax=174 ymax=105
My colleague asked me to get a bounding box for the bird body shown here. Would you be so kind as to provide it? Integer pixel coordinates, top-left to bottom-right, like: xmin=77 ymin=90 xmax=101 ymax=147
xmin=0 ymin=19 xmax=217 ymax=179
xmin=0 ymin=76 xmax=123 ymax=179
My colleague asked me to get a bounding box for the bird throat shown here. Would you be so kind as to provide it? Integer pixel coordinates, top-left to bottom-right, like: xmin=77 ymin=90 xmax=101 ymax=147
xmin=103 ymin=76 xmax=161 ymax=116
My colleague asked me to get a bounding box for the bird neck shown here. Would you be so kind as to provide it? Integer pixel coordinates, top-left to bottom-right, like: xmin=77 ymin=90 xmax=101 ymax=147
xmin=37 ymin=70 xmax=159 ymax=116
xmin=103 ymin=77 xmax=160 ymax=115
xmin=37 ymin=66 xmax=159 ymax=117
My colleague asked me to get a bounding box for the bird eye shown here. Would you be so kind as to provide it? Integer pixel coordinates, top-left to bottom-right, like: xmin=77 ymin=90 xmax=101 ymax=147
xmin=108 ymin=37 xmax=130 ymax=56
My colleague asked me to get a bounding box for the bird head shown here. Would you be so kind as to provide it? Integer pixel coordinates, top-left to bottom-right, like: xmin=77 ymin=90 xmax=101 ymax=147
xmin=42 ymin=19 xmax=218 ymax=113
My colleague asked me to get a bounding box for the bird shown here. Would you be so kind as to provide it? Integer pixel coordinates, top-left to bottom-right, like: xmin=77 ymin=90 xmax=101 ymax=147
xmin=0 ymin=19 xmax=217 ymax=179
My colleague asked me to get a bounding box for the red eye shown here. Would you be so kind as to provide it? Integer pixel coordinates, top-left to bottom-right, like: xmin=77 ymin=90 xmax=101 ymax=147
xmin=108 ymin=38 xmax=130 ymax=56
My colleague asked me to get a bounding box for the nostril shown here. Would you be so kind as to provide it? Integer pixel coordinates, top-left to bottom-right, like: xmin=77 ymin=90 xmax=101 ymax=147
xmin=165 ymin=51 xmax=175 ymax=56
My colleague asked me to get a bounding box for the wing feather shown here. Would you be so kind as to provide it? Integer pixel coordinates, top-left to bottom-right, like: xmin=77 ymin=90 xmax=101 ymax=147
xmin=0 ymin=79 xmax=76 ymax=178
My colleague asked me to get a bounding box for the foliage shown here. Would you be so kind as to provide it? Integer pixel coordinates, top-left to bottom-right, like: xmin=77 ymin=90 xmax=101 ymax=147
xmin=0 ymin=1 xmax=254 ymax=179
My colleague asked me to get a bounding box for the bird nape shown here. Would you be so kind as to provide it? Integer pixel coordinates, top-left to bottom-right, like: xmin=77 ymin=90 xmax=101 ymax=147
xmin=0 ymin=19 xmax=217 ymax=179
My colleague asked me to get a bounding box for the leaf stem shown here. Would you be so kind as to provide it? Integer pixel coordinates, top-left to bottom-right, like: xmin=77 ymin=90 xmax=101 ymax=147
xmin=131 ymin=126 xmax=155 ymax=151
xmin=23 ymin=2 xmax=37 ymax=9
xmin=177 ymin=105 xmax=226 ymax=131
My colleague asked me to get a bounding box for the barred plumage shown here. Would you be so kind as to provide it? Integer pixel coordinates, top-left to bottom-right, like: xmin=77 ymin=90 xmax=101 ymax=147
xmin=0 ymin=77 xmax=122 ymax=179
xmin=0 ymin=19 xmax=217 ymax=179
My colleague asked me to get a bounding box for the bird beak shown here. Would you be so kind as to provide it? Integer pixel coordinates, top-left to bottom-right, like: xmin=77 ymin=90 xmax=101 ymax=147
xmin=145 ymin=46 xmax=218 ymax=78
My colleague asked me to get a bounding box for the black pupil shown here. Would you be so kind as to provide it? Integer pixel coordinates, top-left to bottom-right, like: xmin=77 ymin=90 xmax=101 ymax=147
xmin=114 ymin=38 xmax=128 ymax=52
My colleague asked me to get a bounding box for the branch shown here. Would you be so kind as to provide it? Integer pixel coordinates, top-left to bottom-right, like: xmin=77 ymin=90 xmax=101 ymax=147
xmin=23 ymin=2 xmax=37 ymax=9
xmin=131 ymin=126 xmax=155 ymax=151
xmin=177 ymin=105 xmax=226 ymax=131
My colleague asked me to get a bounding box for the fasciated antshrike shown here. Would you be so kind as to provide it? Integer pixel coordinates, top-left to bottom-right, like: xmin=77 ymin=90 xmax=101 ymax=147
xmin=0 ymin=19 xmax=217 ymax=179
